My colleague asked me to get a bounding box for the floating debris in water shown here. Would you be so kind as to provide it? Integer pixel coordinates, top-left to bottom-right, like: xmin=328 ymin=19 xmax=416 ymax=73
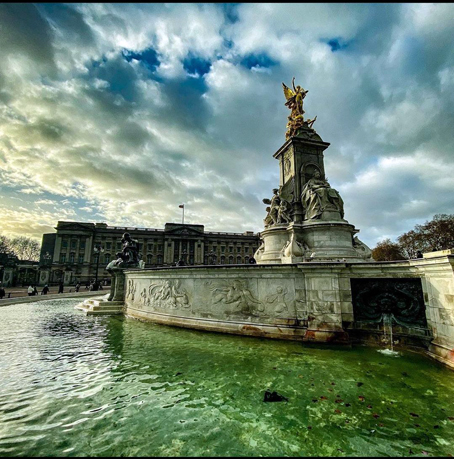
xmin=378 ymin=349 xmax=400 ymax=357
xmin=263 ymin=390 xmax=288 ymax=402
xmin=357 ymin=382 xmax=364 ymax=387
xmin=410 ymin=413 xmax=419 ymax=417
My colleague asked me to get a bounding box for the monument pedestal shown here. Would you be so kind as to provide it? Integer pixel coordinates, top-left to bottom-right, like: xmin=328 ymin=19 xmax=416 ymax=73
xmin=298 ymin=221 xmax=365 ymax=261
xmin=258 ymin=220 xmax=369 ymax=265
xmin=259 ymin=224 xmax=290 ymax=264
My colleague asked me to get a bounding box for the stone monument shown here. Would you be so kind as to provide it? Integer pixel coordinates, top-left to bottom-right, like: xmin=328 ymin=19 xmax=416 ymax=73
xmin=256 ymin=78 xmax=372 ymax=264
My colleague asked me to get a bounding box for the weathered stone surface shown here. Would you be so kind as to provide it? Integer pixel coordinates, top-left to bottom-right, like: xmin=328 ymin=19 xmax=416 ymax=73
xmin=120 ymin=252 xmax=454 ymax=368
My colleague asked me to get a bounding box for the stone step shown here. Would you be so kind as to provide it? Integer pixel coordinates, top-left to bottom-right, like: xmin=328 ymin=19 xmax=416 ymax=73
xmin=75 ymin=299 xmax=124 ymax=315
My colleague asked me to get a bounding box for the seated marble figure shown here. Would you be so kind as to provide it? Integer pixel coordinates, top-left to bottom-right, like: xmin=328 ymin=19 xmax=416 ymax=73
xmin=301 ymin=171 xmax=344 ymax=220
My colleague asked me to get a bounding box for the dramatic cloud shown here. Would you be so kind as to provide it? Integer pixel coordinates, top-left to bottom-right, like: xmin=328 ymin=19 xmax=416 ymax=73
xmin=1 ymin=3 xmax=454 ymax=249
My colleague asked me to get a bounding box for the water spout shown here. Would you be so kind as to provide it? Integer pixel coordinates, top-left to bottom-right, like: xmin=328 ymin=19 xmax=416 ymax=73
xmin=383 ymin=313 xmax=393 ymax=351
xmin=379 ymin=313 xmax=400 ymax=357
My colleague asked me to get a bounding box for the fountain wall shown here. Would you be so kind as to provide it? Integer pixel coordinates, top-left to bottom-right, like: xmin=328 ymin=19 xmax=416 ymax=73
xmin=121 ymin=250 xmax=454 ymax=368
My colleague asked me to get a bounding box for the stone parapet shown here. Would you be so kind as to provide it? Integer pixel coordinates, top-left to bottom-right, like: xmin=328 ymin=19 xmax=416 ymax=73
xmin=118 ymin=254 xmax=454 ymax=369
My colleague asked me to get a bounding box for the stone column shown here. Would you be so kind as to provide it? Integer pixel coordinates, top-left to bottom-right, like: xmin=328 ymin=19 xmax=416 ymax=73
xmin=108 ymin=269 xmax=126 ymax=302
xmin=84 ymin=236 xmax=92 ymax=263
xmin=53 ymin=236 xmax=62 ymax=263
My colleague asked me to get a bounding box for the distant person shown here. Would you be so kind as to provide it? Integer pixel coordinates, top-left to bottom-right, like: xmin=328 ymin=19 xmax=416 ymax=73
xmin=249 ymin=257 xmax=257 ymax=264
xmin=416 ymin=250 xmax=423 ymax=259
xmin=58 ymin=282 xmax=64 ymax=294
xmin=0 ymin=287 xmax=5 ymax=299
xmin=28 ymin=285 xmax=34 ymax=296
xmin=41 ymin=285 xmax=49 ymax=295
xmin=33 ymin=286 xmax=38 ymax=296
xmin=85 ymin=282 xmax=90 ymax=290
xmin=75 ymin=283 xmax=81 ymax=292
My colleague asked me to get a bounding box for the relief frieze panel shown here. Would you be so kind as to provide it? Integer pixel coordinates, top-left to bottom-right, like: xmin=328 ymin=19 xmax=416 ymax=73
xmin=132 ymin=279 xmax=191 ymax=311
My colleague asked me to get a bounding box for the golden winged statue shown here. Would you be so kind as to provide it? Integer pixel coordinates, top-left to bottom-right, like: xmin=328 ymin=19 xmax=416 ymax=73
xmin=282 ymin=77 xmax=308 ymax=119
xmin=282 ymin=78 xmax=316 ymax=139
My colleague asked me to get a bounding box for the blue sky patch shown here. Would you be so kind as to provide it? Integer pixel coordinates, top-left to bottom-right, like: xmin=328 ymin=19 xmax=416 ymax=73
xmin=219 ymin=3 xmax=240 ymax=24
xmin=122 ymin=47 xmax=160 ymax=72
xmin=183 ymin=55 xmax=211 ymax=77
xmin=325 ymin=37 xmax=349 ymax=52
xmin=240 ymin=53 xmax=278 ymax=70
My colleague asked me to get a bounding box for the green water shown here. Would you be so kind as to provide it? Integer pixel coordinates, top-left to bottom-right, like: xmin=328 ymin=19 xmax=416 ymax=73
xmin=0 ymin=299 xmax=453 ymax=457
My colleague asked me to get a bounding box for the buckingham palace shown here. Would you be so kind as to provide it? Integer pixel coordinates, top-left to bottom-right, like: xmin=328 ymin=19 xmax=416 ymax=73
xmin=38 ymin=221 xmax=260 ymax=286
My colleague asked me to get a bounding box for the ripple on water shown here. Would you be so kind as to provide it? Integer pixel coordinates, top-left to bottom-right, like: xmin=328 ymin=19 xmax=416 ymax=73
xmin=0 ymin=299 xmax=454 ymax=457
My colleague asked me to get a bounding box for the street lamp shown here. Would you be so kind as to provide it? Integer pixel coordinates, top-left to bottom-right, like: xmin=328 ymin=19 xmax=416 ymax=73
xmin=93 ymin=244 xmax=104 ymax=291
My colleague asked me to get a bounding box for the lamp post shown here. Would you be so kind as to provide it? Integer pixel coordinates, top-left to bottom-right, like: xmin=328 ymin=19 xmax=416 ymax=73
xmin=93 ymin=244 xmax=104 ymax=291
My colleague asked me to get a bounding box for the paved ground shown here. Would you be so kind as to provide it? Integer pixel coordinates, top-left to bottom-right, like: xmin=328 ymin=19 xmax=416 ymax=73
xmin=0 ymin=285 xmax=108 ymax=299
xmin=0 ymin=287 xmax=110 ymax=306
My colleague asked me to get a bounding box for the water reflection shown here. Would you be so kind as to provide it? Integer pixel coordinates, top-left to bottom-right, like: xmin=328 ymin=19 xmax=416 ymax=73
xmin=0 ymin=299 xmax=453 ymax=456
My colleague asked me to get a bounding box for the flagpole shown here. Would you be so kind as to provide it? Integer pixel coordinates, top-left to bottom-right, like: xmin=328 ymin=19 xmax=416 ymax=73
xmin=182 ymin=205 xmax=184 ymax=225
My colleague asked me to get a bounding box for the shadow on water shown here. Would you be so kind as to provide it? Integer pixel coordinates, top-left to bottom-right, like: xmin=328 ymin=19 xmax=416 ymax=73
xmin=0 ymin=299 xmax=454 ymax=457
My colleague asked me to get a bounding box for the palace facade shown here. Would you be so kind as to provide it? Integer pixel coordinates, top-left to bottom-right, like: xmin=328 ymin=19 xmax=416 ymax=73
xmin=38 ymin=221 xmax=260 ymax=286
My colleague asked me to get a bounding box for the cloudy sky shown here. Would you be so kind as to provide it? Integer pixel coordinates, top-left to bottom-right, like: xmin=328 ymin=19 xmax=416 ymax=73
xmin=1 ymin=3 xmax=453 ymax=249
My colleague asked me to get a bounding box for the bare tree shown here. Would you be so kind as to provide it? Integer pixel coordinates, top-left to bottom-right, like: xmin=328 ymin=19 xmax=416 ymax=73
xmin=9 ymin=237 xmax=41 ymax=261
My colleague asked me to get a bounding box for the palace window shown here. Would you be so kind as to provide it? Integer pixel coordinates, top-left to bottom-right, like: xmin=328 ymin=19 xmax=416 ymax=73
xmin=237 ymin=256 xmax=242 ymax=264
xmin=104 ymin=253 xmax=111 ymax=264
xmin=237 ymin=247 xmax=241 ymax=253
xmin=80 ymin=240 xmax=85 ymax=249
xmin=60 ymin=253 xmax=66 ymax=263
xmin=147 ymin=254 xmax=153 ymax=264
xmin=71 ymin=240 xmax=77 ymax=249
xmin=229 ymin=246 xmax=233 ymax=253
xmin=106 ymin=242 xmax=112 ymax=250
xmin=229 ymin=256 xmax=234 ymax=264
xmin=62 ymin=240 xmax=68 ymax=248
xmin=69 ymin=253 xmax=75 ymax=264
xmin=78 ymin=255 xmax=84 ymax=264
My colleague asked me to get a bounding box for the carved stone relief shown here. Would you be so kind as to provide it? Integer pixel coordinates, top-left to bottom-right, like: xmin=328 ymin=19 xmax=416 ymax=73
xmin=140 ymin=280 xmax=191 ymax=310
xmin=265 ymin=286 xmax=289 ymax=314
xmin=207 ymin=279 xmax=264 ymax=315
xmin=126 ymin=279 xmax=136 ymax=301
